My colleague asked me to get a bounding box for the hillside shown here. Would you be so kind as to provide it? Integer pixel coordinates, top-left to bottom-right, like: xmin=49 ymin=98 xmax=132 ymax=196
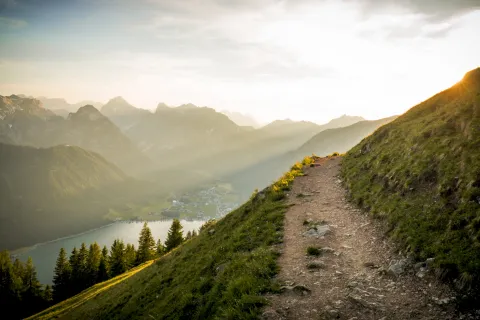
xmin=60 ymin=105 xmax=152 ymax=175
xmin=221 ymin=110 xmax=261 ymax=128
xmin=0 ymin=95 xmax=63 ymax=146
xmin=125 ymin=105 xmax=242 ymax=163
xmin=297 ymin=116 xmax=398 ymax=156
xmin=29 ymin=163 xmax=305 ymax=320
xmin=316 ymin=114 xmax=365 ymax=131
xmin=0 ymin=143 xmax=154 ymax=250
xmin=342 ymin=68 xmax=480 ymax=291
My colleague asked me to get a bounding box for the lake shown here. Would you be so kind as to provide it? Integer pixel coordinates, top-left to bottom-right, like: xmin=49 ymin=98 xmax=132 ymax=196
xmin=15 ymin=220 xmax=205 ymax=285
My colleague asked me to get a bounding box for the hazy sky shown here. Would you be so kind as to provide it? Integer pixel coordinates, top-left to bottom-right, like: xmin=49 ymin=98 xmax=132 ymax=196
xmin=0 ymin=0 xmax=479 ymax=124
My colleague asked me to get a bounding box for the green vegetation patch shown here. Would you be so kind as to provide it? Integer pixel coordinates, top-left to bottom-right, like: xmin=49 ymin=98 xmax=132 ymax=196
xmin=306 ymin=247 xmax=322 ymax=256
xmin=341 ymin=68 xmax=480 ymax=292
xmin=30 ymin=158 xmax=311 ymax=319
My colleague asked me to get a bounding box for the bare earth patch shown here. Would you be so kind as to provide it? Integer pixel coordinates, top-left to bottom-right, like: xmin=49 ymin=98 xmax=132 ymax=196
xmin=263 ymin=157 xmax=466 ymax=320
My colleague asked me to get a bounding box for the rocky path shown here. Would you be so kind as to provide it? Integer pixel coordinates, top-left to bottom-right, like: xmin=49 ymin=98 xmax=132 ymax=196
xmin=263 ymin=156 xmax=462 ymax=320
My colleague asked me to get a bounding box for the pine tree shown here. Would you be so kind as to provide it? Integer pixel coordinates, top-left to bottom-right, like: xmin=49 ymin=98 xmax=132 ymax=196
xmin=185 ymin=231 xmax=192 ymax=241
xmin=136 ymin=222 xmax=156 ymax=264
xmin=97 ymin=246 xmax=110 ymax=282
xmin=69 ymin=246 xmax=83 ymax=294
xmin=192 ymin=229 xmax=198 ymax=238
xmin=109 ymin=239 xmax=127 ymax=277
xmin=43 ymin=284 xmax=53 ymax=303
xmin=125 ymin=244 xmax=136 ymax=269
xmin=165 ymin=219 xmax=184 ymax=251
xmin=156 ymin=239 xmax=165 ymax=257
xmin=12 ymin=258 xmax=24 ymax=279
xmin=22 ymin=257 xmax=43 ymax=312
xmin=0 ymin=250 xmax=22 ymax=312
xmin=86 ymin=243 xmax=101 ymax=286
xmin=52 ymin=248 xmax=71 ymax=301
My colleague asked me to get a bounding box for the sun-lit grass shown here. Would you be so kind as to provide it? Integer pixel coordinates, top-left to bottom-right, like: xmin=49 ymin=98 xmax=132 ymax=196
xmin=28 ymin=261 xmax=154 ymax=320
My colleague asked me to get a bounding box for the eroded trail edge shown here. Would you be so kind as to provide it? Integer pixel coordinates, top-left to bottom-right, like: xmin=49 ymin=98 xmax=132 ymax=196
xmin=264 ymin=157 xmax=459 ymax=320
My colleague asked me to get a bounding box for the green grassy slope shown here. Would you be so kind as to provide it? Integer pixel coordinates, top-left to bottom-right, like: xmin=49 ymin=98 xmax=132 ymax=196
xmin=341 ymin=68 xmax=480 ymax=289
xmin=28 ymin=161 xmax=309 ymax=320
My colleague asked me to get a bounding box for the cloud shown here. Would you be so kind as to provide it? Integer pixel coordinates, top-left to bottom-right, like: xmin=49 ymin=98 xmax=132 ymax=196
xmin=355 ymin=0 xmax=480 ymax=22
xmin=0 ymin=16 xmax=27 ymax=29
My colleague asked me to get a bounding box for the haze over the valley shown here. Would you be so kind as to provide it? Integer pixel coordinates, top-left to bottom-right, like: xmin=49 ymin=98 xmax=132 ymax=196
xmin=0 ymin=0 xmax=479 ymax=123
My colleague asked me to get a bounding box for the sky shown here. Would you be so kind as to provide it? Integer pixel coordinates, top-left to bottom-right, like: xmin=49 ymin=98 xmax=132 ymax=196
xmin=0 ymin=0 xmax=479 ymax=124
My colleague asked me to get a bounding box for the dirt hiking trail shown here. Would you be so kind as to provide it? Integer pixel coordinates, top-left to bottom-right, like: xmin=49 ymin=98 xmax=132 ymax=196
xmin=263 ymin=156 xmax=469 ymax=320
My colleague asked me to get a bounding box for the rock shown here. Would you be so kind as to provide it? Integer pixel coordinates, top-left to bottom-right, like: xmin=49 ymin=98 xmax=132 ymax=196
xmin=414 ymin=262 xmax=426 ymax=271
xmin=426 ymin=258 xmax=435 ymax=267
xmin=363 ymin=262 xmax=378 ymax=269
xmin=347 ymin=294 xmax=371 ymax=308
xmin=280 ymin=284 xmax=311 ymax=296
xmin=208 ymin=229 xmax=215 ymax=235
xmin=387 ymin=259 xmax=409 ymax=277
xmin=284 ymin=280 xmax=295 ymax=286
xmin=432 ymin=296 xmax=455 ymax=305
xmin=416 ymin=267 xmax=428 ymax=278
xmin=321 ymin=247 xmax=336 ymax=254
xmin=347 ymin=281 xmax=358 ymax=288
xmin=303 ymin=225 xmax=330 ymax=238
xmin=326 ymin=309 xmax=340 ymax=318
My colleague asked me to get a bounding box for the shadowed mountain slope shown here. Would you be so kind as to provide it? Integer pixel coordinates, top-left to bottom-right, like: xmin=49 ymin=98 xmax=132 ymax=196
xmin=0 ymin=143 xmax=156 ymax=249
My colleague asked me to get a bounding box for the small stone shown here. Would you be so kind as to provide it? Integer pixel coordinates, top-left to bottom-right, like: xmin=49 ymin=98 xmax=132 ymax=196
xmin=347 ymin=281 xmax=358 ymax=288
xmin=387 ymin=259 xmax=409 ymax=277
xmin=363 ymin=262 xmax=377 ymax=269
xmin=341 ymin=245 xmax=352 ymax=249
xmin=280 ymin=284 xmax=311 ymax=296
xmin=321 ymin=247 xmax=336 ymax=254
xmin=347 ymin=294 xmax=371 ymax=308
xmin=303 ymin=225 xmax=330 ymax=238
xmin=284 ymin=280 xmax=295 ymax=286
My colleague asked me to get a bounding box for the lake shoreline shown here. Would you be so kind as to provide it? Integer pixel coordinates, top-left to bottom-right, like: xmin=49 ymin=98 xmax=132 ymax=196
xmin=11 ymin=218 xmax=209 ymax=256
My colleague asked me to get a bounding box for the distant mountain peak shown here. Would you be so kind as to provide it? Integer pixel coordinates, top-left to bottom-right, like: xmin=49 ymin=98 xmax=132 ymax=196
xmin=156 ymin=102 xmax=171 ymax=111
xmin=101 ymin=97 xmax=148 ymax=117
xmin=70 ymin=105 xmax=105 ymax=121
xmin=106 ymin=96 xmax=131 ymax=106
xmin=178 ymin=103 xmax=198 ymax=109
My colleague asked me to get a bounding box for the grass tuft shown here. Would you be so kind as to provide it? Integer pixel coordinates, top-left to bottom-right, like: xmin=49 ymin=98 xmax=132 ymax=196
xmin=306 ymin=247 xmax=321 ymax=256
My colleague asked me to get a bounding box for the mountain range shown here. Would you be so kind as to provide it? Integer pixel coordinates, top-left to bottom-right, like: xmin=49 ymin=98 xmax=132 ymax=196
xmin=0 ymin=93 xmax=384 ymax=249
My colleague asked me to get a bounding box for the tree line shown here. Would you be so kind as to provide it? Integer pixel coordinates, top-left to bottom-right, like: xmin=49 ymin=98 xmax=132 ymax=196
xmin=0 ymin=219 xmax=195 ymax=319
